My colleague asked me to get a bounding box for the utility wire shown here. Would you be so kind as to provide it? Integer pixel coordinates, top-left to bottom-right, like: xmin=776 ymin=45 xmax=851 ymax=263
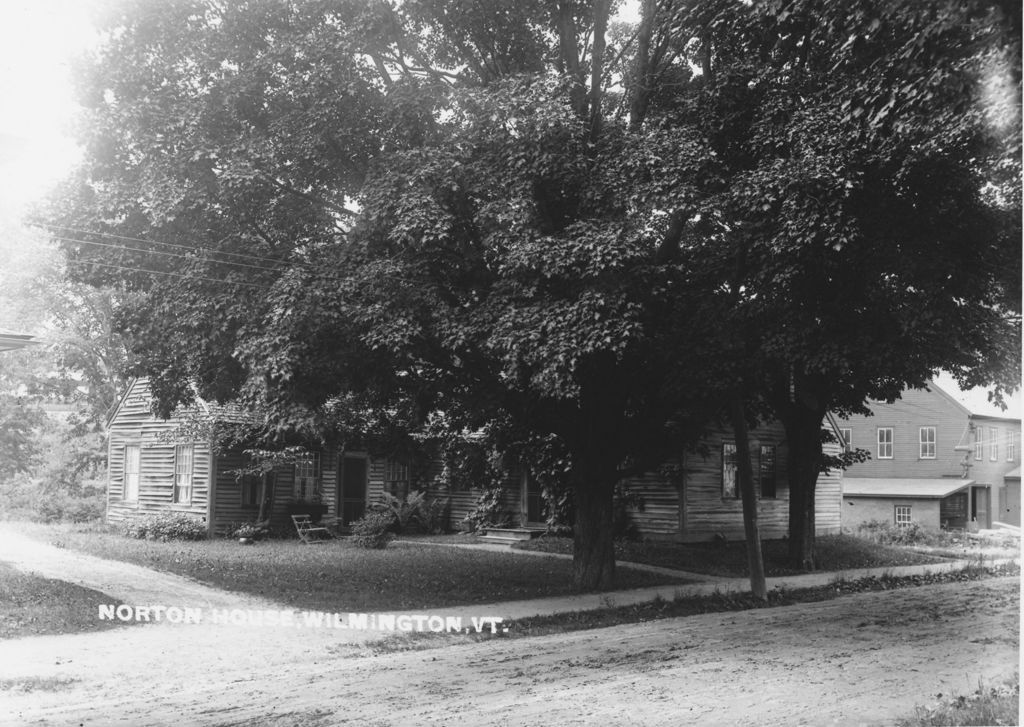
xmin=62 ymin=257 xmax=272 ymax=289
xmin=43 ymin=224 xmax=302 ymax=267
xmin=51 ymin=235 xmax=283 ymax=275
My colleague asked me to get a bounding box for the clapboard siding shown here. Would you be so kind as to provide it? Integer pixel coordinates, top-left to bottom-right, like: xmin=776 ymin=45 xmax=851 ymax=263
xmin=210 ymin=449 xmax=258 ymax=533
xmin=106 ymin=378 xmax=212 ymax=529
xmin=108 ymin=378 xmax=846 ymax=540
xmin=816 ymin=441 xmax=843 ymax=535
xmin=678 ymin=421 xmax=794 ymax=542
xmin=619 ymin=469 xmax=681 ymax=538
xmin=842 ymin=386 xmax=1021 ymax=486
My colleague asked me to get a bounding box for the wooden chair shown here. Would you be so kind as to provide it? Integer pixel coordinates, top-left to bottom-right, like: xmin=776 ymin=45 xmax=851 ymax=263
xmin=291 ymin=514 xmax=333 ymax=544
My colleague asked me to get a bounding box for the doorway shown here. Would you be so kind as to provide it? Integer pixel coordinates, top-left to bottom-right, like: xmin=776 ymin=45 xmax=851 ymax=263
xmin=971 ymin=486 xmax=990 ymax=529
xmin=523 ymin=472 xmax=544 ymax=525
xmin=339 ymin=455 xmax=368 ymax=526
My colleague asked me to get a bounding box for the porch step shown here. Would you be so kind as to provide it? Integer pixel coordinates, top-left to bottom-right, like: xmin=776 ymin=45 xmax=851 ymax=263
xmin=478 ymin=527 xmax=546 ymax=545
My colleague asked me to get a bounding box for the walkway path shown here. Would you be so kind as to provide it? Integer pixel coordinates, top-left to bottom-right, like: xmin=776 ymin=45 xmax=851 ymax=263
xmin=0 ymin=526 xmax=280 ymax=611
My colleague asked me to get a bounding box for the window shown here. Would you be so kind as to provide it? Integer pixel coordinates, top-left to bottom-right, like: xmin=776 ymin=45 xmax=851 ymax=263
xmin=989 ymin=427 xmax=998 ymax=461
xmin=919 ymin=427 xmax=936 ymax=459
xmin=877 ymin=428 xmax=893 ymax=459
xmin=240 ymin=474 xmax=261 ymax=508
xmin=975 ymin=426 xmax=984 ymax=460
xmin=294 ymin=452 xmax=320 ymax=500
xmin=759 ymin=445 xmax=777 ymax=498
xmin=894 ymin=505 xmax=912 ymax=527
xmin=1009 ymin=434 xmax=1016 ymax=463
xmin=173 ymin=445 xmax=194 ymax=504
xmin=722 ymin=442 xmax=738 ymax=498
xmin=839 ymin=428 xmax=852 ymax=453
xmin=124 ymin=444 xmax=140 ymax=501
xmin=385 ymin=460 xmax=410 ymax=499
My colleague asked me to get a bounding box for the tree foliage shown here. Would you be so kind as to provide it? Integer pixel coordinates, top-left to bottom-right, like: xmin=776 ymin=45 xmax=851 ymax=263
xmin=42 ymin=0 xmax=1021 ymax=584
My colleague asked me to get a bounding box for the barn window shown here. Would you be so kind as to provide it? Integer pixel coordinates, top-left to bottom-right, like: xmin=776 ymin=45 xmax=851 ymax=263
xmin=759 ymin=445 xmax=777 ymax=498
xmin=989 ymin=427 xmax=998 ymax=461
xmin=124 ymin=444 xmax=140 ymax=501
xmin=385 ymin=460 xmax=410 ymax=499
xmin=877 ymin=428 xmax=893 ymax=459
xmin=722 ymin=442 xmax=738 ymax=499
xmin=1009 ymin=435 xmax=1016 ymax=463
xmin=894 ymin=506 xmax=912 ymax=527
xmin=839 ymin=428 xmax=852 ymax=453
xmin=173 ymin=445 xmax=194 ymax=504
xmin=294 ymin=452 xmax=320 ymax=500
xmin=240 ymin=474 xmax=261 ymax=508
xmin=919 ymin=427 xmax=936 ymax=459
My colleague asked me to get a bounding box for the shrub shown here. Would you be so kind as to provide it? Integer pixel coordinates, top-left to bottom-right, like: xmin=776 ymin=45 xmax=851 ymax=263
xmin=375 ymin=491 xmax=425 ymax=533
xmin=121 ymin=513 xmax=207 ymax=541
xmin=462 ymin=487 xmax=511 ymax=532
xmin=854 ymin=519 xmax=929 ymax=546
xmin=233 ymin=522 xmax=268 ymax=540
xmin=418 ymin=496 xmax=451 ymax=534
xmin=372 ymin=491 xmax=451 ymax=534
xmin=350 ymin=509 xmax=394 ymax=549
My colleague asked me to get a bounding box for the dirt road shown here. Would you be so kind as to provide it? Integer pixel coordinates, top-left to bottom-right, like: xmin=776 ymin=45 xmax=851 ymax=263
xmin=1 ymin=574 xmax=1018 ymax=726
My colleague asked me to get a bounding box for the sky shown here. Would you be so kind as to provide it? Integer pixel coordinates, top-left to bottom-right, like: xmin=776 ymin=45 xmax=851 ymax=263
xmin=0 ymin=0 xmax=100 ymax=213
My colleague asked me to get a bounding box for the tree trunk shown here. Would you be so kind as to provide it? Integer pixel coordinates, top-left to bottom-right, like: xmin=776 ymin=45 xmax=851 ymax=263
xmin=729 ymin=395 xmax=767 ymax=600
xmin=570 ymin=464 xmax=617 ymax=591
xmin=784 ymin=409 xmax=824 ymax=570
xmin=257 ymin=471 xmax=275 ymax=524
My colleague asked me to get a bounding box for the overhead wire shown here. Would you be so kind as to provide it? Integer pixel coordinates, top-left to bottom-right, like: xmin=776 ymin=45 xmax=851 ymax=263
xmin=62 ymin=257 xmax=272 ymax=289
xmin=49 ymin=227 xmax=439 ymax=292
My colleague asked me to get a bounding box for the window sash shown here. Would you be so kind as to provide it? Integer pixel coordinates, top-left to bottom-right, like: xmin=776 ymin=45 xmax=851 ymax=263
xmin=989 ymin=427 xmax=998 ymax=461
xmin=722 ymin=443 xmax=738 ymax=499
xmin=1009 ymin=436 xmax=1016 ymax=463
xmin=919 ymin=427 xmax=936 ymax=459
xmin=975 ymin=427 xmax=984 ymax=460
xmin=294 ymin=452 xmax=320 ymax=500
xmin=877 ymin=428 xmax=893 ymax=459
xmin=385 ymin=460 xmax=410 ymax=499
xmin=124 ymin=445 xmax=140 ymax=501
xmin=839 ymin=428 xmax=852 ymax=453
xmin=173 ymin=444 xmax=194 ymax=504
xmin=241 ymin=474 xmax=261 ymax=508
xmin=759 ymin=445 xmax=776 ymax=499
xmin=894 ymin=506 xmax=912 ymax=527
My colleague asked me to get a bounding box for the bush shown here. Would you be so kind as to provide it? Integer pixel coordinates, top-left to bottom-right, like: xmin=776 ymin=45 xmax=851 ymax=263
xmin=418 ymin=496 xmax=451 ymax=534
xmin=232 ymin=522 xmax=268 ymax=540
xmin=373 ymin=491 xmax=451 ymax=534
xmin=376 ymin=491 xmax=425 ymax=533
xmin=462 ymin=487 xmax=511 ymax=533
xmin=0 ymin=475 xmax=105 ymax=524
xmin=350 ymin=509 xmax=394 ymax=549
xmin=121 ymin=513 xmax=207 ymax=541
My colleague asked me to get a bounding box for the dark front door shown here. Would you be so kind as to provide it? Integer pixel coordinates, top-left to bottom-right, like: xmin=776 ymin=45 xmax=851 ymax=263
xmin=525 ymin=473 xmax=544 ymax=525
xmin=339 ymin=456 xmax=368 ymax=526
xmin=971 ymin=486 xmax=990 ymax=529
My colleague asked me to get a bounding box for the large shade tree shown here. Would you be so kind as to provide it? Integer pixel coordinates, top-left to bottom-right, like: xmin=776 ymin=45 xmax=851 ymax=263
xmin=43 ymin=0 xmax=1020 ymax=586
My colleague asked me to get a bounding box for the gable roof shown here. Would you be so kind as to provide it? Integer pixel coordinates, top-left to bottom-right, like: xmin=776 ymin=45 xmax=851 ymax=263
xmin=106 ymin=377 xmax=258 ymax=428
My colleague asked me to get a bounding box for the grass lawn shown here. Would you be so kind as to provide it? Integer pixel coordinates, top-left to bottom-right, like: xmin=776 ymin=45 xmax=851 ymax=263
xmin=12 ymin=523 xmax=689 ymax=612
xmin=340 ymin=561 xmax=1020 ymax=655
xmin=0 ymin=562 xmax=133 ymax=639
xmin=513 ymin=533 xmax=947 ymax=577
xmin=896 ymin=674 xmax=1020 ymax=727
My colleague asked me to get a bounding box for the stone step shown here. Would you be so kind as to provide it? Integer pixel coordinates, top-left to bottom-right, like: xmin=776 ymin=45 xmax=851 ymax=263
xmin=476 ymin=534 xmax=523 ymax=545
xmin=479 ymin=527 xmax=546 ymax=543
